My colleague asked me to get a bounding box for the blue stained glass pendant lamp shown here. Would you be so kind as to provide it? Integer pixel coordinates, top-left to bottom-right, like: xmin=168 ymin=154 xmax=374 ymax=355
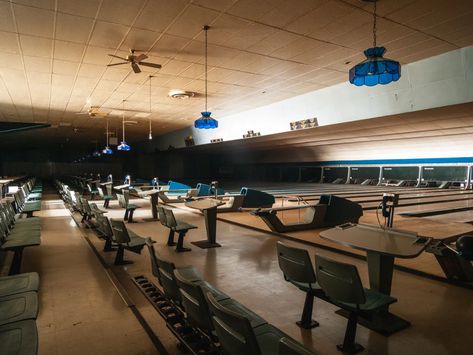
xmin=349 ymin=0 xmax=401 ymax=86
xmin=194 ymin=25 xmax=218 ymax=129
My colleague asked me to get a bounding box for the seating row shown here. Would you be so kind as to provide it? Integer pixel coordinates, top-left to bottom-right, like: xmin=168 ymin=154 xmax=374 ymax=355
xmin=0 ymin=178 xmax=42 ymax=355
xmin=9 ymin=180 xmax=43 ymax=218
xmin=276 ymin=242 xmax=397 ymax=353
xmin=1 ymin=179 xmax=42 ymax=275
xmin=0 ymin=272 xmax=40 ymax=355
xmin=133 ymin=239 xmax=315 ymax=354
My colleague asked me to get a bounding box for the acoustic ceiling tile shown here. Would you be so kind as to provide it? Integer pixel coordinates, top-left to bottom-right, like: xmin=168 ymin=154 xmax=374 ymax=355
xmin=14 ymin=4 xmax=54 ymax=38
xmin=56 ymin=13 xmax=94 ymax=44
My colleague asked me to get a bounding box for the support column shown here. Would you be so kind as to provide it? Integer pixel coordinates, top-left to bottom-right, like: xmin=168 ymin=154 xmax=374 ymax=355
xmin=377 ymin=166 xmax=383 ymax=185
xmin=320 ymin=168 xmax=324 ymax=183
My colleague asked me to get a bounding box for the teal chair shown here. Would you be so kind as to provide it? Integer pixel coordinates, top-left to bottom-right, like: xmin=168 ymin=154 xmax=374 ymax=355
xmin=276 ymin=242 xmax=324 ymax=329
xmin=206 ymin=292 xmax=312 ymax=355
xmin=173 ymin=269 xmax=232 ymax=339
xmin=162 ymin=208 xmax=196 ymax=252
xmin=116 ymin=191 xmax=139 ymax=223
xmin=97 ymin=187 xmax=114 ymax=208
xmin=315 ymin=255 xmax=397 ymax=354
xmin=109 ymin=219 xmax=146 ymax=265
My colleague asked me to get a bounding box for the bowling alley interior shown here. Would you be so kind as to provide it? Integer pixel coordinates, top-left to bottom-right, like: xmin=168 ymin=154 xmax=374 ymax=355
xmin=1 ymin=0 xmax=473 ymax=354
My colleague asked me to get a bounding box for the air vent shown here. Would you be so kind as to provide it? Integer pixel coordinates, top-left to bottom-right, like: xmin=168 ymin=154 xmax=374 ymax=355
xmin=169 ymin=89 xmax=195 ymax=99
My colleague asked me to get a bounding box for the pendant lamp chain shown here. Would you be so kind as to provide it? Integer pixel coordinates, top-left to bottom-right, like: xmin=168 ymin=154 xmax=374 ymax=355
xmin=122 ymin=100 xmax=125 ymax=142
xmin=106 ymin=119 xmax=109 ymax=146
xmin=149 ymin=75 xmax=152 ymax=139
xmin=372 ymin=0 xmax=377 ymax=47
xmin=204 ymin=25 xmax=209 ymax=113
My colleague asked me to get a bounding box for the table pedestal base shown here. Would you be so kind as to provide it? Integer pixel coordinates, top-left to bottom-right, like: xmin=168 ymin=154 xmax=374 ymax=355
xmin=335 ymin=309 xmax=410 ymax=336
xmin=191 ymin=240 xmax=221 ymax=249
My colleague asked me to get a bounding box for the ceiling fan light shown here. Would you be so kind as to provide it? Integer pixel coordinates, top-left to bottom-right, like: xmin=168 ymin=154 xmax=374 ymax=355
xmin=117 ymin=141 xmax=131 ymax=151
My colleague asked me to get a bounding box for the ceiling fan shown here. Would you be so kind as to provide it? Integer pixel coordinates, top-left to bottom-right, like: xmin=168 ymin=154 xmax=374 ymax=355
xmin=75 ymin=106 xmax=108 ymax=118
xmin=107 ymin=49 xmax=162 ymax=73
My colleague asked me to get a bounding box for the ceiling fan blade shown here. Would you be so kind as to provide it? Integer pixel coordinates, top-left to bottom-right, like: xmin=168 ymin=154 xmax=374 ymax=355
xmin=139 ymin=61 xmax=162 ymax=69
xmin=134 ymin=53 xmax=148 ymax=62
xmin=108 ymin=54 xmax=128 ymax=61
xmin=107 ymin=62 xmax=128 ymax=67
xmin=131 ymin=62 xmax=141 ymax=73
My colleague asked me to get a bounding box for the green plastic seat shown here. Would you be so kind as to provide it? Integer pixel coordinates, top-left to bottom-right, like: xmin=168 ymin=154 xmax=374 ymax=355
xmin=276 ymin=242 xmax=324 ymax=329
xmin=117 ymin=192 xmax=139 ymax=223
xmin=162 ymin=207 xmax=196 ymax=252
xmin=174 ymin=268 xmax=230 ymax=335
xmin=206 ymin=292 xmax=308 ymax=355
xmin=109 ymin=219 xmax=146 ymax=265
xmin=0 ymin=320 xmax=38 ymax=355
xmin=97 ymin=187 xmax=114 ymax=208
xmin=0 ymin=292 xmax=38 ymax=326
xmin=0 ymin=273 xmax=39 ymax=297
xmin=315 ymin=255 xmax=397 ymax=354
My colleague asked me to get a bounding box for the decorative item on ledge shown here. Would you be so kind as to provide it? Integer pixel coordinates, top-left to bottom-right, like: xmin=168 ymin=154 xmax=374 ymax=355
xmin=349 ymin=0 xmax=401 ymax=86
xmin=290 ymin=117 xmax=318 ymax=131
xmin=210 ymin=138 xmax=223 ymax=143
xmin=184 ymin=135 xmax=195 ymax=147
xmin=243 ymin=130 xmax=261 ymax=139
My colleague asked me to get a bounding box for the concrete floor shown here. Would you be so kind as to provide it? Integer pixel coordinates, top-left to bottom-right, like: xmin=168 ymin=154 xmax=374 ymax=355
xmin=7 ymin=189 xmax=472 ymax=355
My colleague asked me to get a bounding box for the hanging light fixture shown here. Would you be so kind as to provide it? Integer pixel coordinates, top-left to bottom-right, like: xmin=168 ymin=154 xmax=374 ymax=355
xmin=92 ymin=140 xmax=101 ymax=157
xmin=194 ymin=25 xmax=218 ymax=129
xmin=349 ymin=0 xmax=401 ymax=86
xmin=117 ymin=100 xmax=131 ymax=151
xmin=148 ymin=75 xmax=153 ymax=140
xmin=102 ymin=119 xmax=113 ymax=155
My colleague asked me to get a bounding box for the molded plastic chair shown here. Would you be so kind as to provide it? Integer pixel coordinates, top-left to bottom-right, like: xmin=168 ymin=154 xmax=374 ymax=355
xmin=97 ymin=187 xmax=114 ymax=208
xmin=315 ymin=255 xmax=397 ymax=354
xmin=162 ymin=207 xmax=196 ymax=252
xmin=174 ymin=269 xmax=265 ymax=336
xmin=0 ymin=273 xmax=39 ymax=297
xmin=0 ymin=320 xmax=38 ymax=355
xmin=153 ymin=252 xmax=201 ymax=305
xmin=109 ymin=219 xmax=146 ymax=265
xmin=145 ymin=238 xmax=161 ymax=282
xmin=116 ymin=191 xmax=140 ymax=223
xmin=276 ymin=242 xmax=324 ymax=329
xmin=206 ymin=292 xmax=303 ymax=355
xmin=157 ymin=206 xmax=175 ymax=247
xmin=87 ymin=183 xmax=99 ymax=200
